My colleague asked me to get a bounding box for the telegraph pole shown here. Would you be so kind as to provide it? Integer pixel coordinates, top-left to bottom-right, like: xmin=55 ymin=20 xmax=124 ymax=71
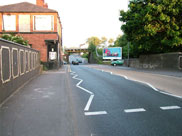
xmin=127 ymin=42 xmax=130 ymax=67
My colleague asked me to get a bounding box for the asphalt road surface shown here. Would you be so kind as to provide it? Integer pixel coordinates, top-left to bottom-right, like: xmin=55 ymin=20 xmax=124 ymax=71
xmin=0 ymin=65 xmax=182 ymax=136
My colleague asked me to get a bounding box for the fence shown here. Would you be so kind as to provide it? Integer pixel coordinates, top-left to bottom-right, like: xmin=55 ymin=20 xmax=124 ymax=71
xmin=0 ymin=38 xmax=40 ymax=104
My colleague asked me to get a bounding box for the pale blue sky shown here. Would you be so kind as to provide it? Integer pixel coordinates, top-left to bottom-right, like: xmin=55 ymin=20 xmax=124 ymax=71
xmin=0 ymin=0 xmax=129 ymax=47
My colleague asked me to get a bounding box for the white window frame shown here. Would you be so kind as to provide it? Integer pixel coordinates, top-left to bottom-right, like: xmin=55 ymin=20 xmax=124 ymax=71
xmin=19 ymin=15 xmax=31 ymax=32
xmin=2 ymin=15 xmax=16 ymax=31
xmin=33 ymin=15 xmax=54 ymax=31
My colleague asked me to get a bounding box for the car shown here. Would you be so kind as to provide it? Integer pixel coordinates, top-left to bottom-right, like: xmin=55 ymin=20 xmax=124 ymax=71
xmin=78 ymin=59 xmax=82 ymax=63
xmin=111 ymin=60 xmax=124 ymax=66
xmin=72 ymin=60 xmax=79 ymax=65
xmin=63 ymin=61 xmax=67 ymax=65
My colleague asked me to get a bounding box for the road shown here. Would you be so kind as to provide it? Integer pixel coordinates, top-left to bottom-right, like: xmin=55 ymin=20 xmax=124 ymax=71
xmin=0 ymin=65 xmax=182 ymax=136
xmin=86 ymin=64 xmax=182 ymax=97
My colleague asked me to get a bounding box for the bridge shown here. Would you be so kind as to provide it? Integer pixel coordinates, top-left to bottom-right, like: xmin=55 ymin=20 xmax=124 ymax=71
xmin=65 ymin=48 xmax=88 ymax=53
xmin=64 ymin=48 xmax=89 ymax=63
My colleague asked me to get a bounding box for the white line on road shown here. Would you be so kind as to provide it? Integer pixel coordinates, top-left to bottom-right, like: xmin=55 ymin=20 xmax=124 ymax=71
xmin=124 ymin=108 xmax=146 ymax=113
xmin=160 ymin=106 xmax=181 ymax=110
xmin=77 ymin=85 xmax=94 ymax=95
xmin=72 ymin=73 xmax=93 ymax=95
xmin=121 ymin=76 xmax=182 ymax=99
xmin=85 ymin=111 xmax=107 ymax=116
xmin=84 ymin=95 xmax=94 ymax=111
xmin=158 ymin=91 xmax=182 ymax=99
xmin=87 ymin=67 xmax=182 ymax=99
xmin=119 ymin=75 xmax=128 ymax=80
xmin=70 ymin=71 xmax=94 ymax=111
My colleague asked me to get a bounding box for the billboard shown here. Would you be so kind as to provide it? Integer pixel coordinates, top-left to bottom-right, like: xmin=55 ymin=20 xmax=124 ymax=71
xmin=103 ymin=47 xmax=122 ymax=60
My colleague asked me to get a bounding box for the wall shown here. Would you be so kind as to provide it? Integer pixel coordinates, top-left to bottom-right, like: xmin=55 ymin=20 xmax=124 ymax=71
xmin=0 ymin=38 xmax=40 ymax=104
xmin=125 ymin=52 xmax=182 ymax=70
xmin=18 ymin=33 xmax=58 ymax=62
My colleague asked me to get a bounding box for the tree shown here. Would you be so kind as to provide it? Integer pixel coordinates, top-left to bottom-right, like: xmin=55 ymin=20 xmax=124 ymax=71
xmin=86 ymin=36 xmax=103 ymax=63
xmin=1 ymin=34 xmax=29 ymax=46
xmin=101 ymin=37 xmax=107 ymax=47
xmin=108 ymin=38 xmax=114 ymax=46
xmin=87 ymin=36 xmax=101 ymax=46
xmin=112 ymin=35 xmax=137 ymax=58
xmin=88 ymin=42 xmax=96 ymax=52
xmin=119 ymin=0 xmax=182 ymax=55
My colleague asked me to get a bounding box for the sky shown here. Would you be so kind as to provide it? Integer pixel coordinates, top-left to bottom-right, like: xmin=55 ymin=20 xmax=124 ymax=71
xmin=0 ymin=0 xmax=129 ymax=48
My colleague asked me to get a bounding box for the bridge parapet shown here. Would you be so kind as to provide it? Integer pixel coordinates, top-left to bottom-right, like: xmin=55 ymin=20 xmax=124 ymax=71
xmin=65 ymin=48 xmax=88 ymax=53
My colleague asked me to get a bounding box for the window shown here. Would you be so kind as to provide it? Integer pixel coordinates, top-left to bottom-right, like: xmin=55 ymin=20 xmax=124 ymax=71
xmin=33 ymin=15 xmax=54 ymax=31
xmin=2 ymin=15 xmax=16 ymax=31
xmin=19 ymin=15 xmax=30 ymax=32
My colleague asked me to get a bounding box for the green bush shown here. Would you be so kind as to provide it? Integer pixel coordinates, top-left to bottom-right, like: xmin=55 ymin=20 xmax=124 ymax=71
xmin=1 ymin=34 xmax=29 ymax=46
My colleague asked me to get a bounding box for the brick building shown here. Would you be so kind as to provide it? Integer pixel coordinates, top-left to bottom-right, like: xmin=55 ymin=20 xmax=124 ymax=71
xmin=0 ymin=0 xmax=63 ymax=69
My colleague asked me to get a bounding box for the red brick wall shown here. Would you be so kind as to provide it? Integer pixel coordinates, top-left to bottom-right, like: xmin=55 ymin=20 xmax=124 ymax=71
xmin=0 ymin=13 xmax=2 ymax=32
xmin=0 ymin=12 xmax=62 ymax=63
xmin=18 ymin=33 xmax=58 ymax=62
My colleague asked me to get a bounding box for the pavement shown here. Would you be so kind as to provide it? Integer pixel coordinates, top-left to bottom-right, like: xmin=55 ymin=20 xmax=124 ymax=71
xmin=0 ymin=64 xmax=182 ymax=136
xmin=0 ymin=66 xmax=89 ymax=136
xmin=117 ymin=66 xmax=182 ymax=78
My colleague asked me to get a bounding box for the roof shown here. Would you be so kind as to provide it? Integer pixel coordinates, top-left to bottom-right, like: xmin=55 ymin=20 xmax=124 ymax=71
xmin=0 ymin=2 xmax=57 ymax=13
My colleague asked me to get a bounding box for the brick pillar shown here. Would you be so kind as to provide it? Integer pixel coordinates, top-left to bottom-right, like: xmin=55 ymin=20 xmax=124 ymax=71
xmin=43 ymin=3 xmax=48 ymax=8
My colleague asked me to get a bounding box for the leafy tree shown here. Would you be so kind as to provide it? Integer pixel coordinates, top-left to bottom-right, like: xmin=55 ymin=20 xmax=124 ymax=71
xmin=88 ymin=42 xmax=96 ymax=52
xmin=97 ymin=48 xmax=103 ymax=56
xmin=119 ymin=0 xmax=182 ymax=55
xmin=108 ymin=38 xmax=114 ymax=46
xmin=112 ymin=35 xmax=137 ymax=58
xmin=82 ymin=53 xmax=89 ymax=59
xmin=87 ymin=36 xmax=103 ymax=63
xmin=1 ymin=34 xmax=29 ymax=46
xmin=87 ymin=36 xmax=101 ymax=46
xmin=101 ymin=37 xmax=107 ymax=47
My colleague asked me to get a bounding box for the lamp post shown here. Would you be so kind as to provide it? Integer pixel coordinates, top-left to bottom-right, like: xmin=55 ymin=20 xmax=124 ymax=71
xmin=127 ymin=42 xmax=130 ymax=67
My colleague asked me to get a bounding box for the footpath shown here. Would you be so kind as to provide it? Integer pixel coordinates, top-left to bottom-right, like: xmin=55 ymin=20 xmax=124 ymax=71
xmin=117 ymin=66 xmax=182 ymax=78
xmin=0 ymin=66 xmax=80 ymax=136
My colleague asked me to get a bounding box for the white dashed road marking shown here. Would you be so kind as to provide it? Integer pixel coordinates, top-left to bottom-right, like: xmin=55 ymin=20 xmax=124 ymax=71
xmin=124 ymin=108 xmax=146 ymax=113
xmin=85 ymin=111 xmax=107 ymax=116
xmin=160 ymin=106 xmax=181 ymax=110
xmin=71 ymin=66 xmax=182 ymax=116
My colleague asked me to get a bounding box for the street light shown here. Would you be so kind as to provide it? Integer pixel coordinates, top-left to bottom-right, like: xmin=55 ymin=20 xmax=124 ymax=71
xmin=127 ymin=42 xmax=130 ymax=67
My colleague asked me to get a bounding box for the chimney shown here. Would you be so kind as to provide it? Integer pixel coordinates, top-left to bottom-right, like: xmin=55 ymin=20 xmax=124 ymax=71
xmin=36 ymin=0 xmax=45 ymax=7
xmin=43 ymin=3 xmax=48 ymax=8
